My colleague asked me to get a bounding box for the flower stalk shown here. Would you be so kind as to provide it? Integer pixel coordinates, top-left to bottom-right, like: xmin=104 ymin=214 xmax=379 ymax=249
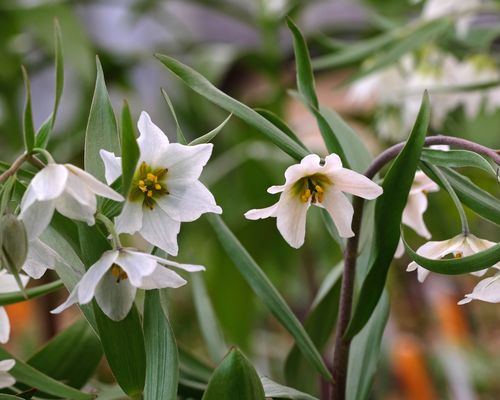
xmin=95 ymin=212 xmax=122 ymax=250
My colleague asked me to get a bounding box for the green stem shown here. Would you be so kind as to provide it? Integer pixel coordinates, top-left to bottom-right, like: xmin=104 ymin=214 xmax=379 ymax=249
xmin=33 ymin=147 xmax=55 ymax=164
xmin=0 ymin=280 xmax=63 ymax=306
xmin=95 ymin=212 xmax=122 ymax=249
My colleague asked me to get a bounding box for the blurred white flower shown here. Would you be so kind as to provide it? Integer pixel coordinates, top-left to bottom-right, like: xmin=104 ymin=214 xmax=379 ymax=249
xmin=100 ymin=111 xmax=222 ymax=256
xmin=459 ymin=271 xmax=500 ymax=304
xmin=52 ymin=247 xmax=204 ymax=321
xmin=407 ymin=233 xmax=499 ymax=282
xmin=0 ymin=271 xmax=29 ymax=343
xmin=0 ymin=359 xmax=15 ymax=389
xmin=19 ymin=163 xmax=124 ymax=236
xmin=421 ymin=0 xmax=481 ymax=37
xmin=245 ymin=154 xmax=383 ymax=248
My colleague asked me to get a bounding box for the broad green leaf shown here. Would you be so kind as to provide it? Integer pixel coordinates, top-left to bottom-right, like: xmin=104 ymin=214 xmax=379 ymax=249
xmin=143 ymin=290 xmax=179 ymax=400
xmin=285 ymin=264 xmax=342 ymax=395
xmin=27 ymin=318 xmax=102 ymax=389
xmin=426 ymin=167 xmax=500 ymax=225
xmin=21 ymin=67 xmax=35 ymax=152
xmin=255 ymin=109 xmax=309 ymax=151
xmin=189 ymin=113 xmax=232 ymax=146
xmin=191 ymin=273 xmax=227 ymax=363
xmin=84 ymin=56 xmax=120 ymax=182
xmin=161 ymin=88 xmax=188 ymax=145
xmin=402 ymin=235 xmax=500 ymax=274
xmin=207 ymin=214 xmax=332 ymax=380
xmin=0 ymin=280 xmax=62 ymax=306
xmin=178 ymin=346 xmax=213 ymax=383
xmin=120 ymin=101 xmax=139 ymax=196
xmin=202 ymin=348 xmax=265 ymax=400
xmin=346 ymin=92 xmax=429 ymax=339
xmin=0 ymin=348 xmax=92 ymax=400
xmin=421 ymin=149 xmax=496 ymax=176
xmin=261 ymin=377 xmax=318 ymax=400
xmin=155 ymin=54 xmax=309 ymax=161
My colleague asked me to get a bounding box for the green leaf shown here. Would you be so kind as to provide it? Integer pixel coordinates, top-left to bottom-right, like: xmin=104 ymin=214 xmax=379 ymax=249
xmin=27 ymin=318 xmax=102 ymax=389
xmin=0 ymin=280 xmax=63 ymax=306
xmin=120 ymin=101 xmax=139 ymax=195
xmin=161 ymin=88 xmax=188 ymax=145
xmin=143 ymin=290 xmax=179 ymax=400
xmin=155 ymin=54 xmax=309 ymax=161
xmin=94 ymin=304 xmax=146 ymax=398
xmin=427 ymin=167 xmax=500 ymax=225
xmin=346 ymin=92 xmax=430 ymax=339
xmin=261 ymin=377 xmax=319 ymax=400
xmin=84 ymin=56 xmax=120 ymax=182
xmin=421 ymin=148 xmax=496 ymax=176
xmin=202 ymin=348 xmax=265 ymax=400
xmin=178 ymin=346 xmax=213 ymax=383
xmin=191 ymin=273 xmax=227 ymax=363
xmin=21 ymin=66 xmax=35 ymax=152
xmin=402 ymin=234 xmax=500 ymax=274
xmin=0 ymin=348 xmax=92 ymax=400
xmin=0 ymin=395 xmax=23 ymax=399
xmin=207 ymin=214 xmax=332 ymax=380
xmin=189 ymin=113 xmax=232 ymax=146
xmin=255 ymin=109 xmax=308 ymax=151
xmin=285 ymin=264 xmax=342 ymax=395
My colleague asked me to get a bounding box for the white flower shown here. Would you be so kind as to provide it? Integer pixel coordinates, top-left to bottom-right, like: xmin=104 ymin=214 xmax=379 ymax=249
xmin=407 ymin=233 xmax=499 ymax=282
xmin=99 ymin=111 xmax=222 ymax=256
xmin=0 ymin=359 xmax=15 ymax=389
xmin=458 ymin=272 xmax=500 ymax=305
xmin=244 ymin=154 xmax=383 ymax=248
xmin=52 ymin=247 xmax=204 ymax=321
xmin=0 ymin=271 xmax=29 ymax=343
xmin=421 ymin=0 xmax=481 ymax=37
xmin=19 ymin=163 xmax=124 ymax=237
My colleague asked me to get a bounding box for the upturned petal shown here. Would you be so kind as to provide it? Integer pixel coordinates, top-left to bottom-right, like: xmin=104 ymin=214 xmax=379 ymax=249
xmin=138 ymin=266 xmax=187 ymax=290
xmin=30 ymin=164 xmax=68 ymax=201
xmin=328 ymin=168 xmax=383 ymax=200
xmin=99 ymin=150 xmax=122 ymax=185
xmin=65 ymin=164 xmax=124 ymax=202
xmin=137 ymin=111 xmax=170 ymax=166
xmin=459 ymin=272 xmax=500 ymax=304
xmin=245 ymin=203 xmax=279 ymax=220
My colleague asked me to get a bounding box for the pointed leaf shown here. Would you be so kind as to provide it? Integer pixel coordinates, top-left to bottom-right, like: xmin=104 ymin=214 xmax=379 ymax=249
xmin=261 ymin=377 xmax=318 ymax=400
xmin=255 ymin=109 xmax=308 ymax=151
xmin=161 ymin=88 xmax=188 ymax=145
xmin=421 ymin=148 xmax=496 ymax=176
xmin=120 ymin=101 xmax=139 ymax=196
xmin=21 ymin=66 xmax=35 ymax=152
xmin=189 ymin=113 xmax=232 ymax=146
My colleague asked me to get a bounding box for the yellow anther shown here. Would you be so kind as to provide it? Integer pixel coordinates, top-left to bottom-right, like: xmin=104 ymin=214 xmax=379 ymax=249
xmin=139 ymin=180 xmax=145 ymax=186
xmin=147 ymin=190 xmax=153 ymax=197
xmin=111 ymin=264 xmax=128 ymax=282
xmin=454 ymin=252 xmax=463 ymax=259
xmin=301 ymin=189 xmax=311 ymax=203
xmin=147 ymin=173 xmax=157 ymax=182
xmin=139 ymin=186 xmax=147 ymax=193
xmin=315 ymin=185 xmax=324 ymax=193
xmin=155 ymin=183 xmax=162 ymax=190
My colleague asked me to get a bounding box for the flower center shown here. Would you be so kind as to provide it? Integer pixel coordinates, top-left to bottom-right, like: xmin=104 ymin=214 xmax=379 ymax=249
xmin=294 ymin=174 xmax=331 ymax=204
xmin=130 ymin=161 xmax=169 ymax=209
xmin=454 ymin=251 xmax=463 ymax=259
xmin=111 ymin=264 xmax=128 ymax=283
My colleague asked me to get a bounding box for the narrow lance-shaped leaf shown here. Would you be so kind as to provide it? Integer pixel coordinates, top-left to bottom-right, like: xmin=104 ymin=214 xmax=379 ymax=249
xmin=261 ymin=377 xmax=319 ymax=400
xmin=21 ymin=66 xmax=35 ymax=152
xmin=421 ymin=148 xmax=496 ymax=176
xmin=207 ymin=214 xmax=332 ymax=380
xmin=345 ymin=92 xmax=430 ymax=339
xmin=120 ymin=100 xmax=139 ymax=196
xmin=189 ymin=113 xmax=232 ymax=146
xmin=155 ymin=54 xmax=309 ymax=161
xmin=202 ymin=348 xmax=265 ymax=400
xmin=143 ymin=289 xmax=179 ymax=400
xmin=161 ymin=88 xmax=188 ymax=145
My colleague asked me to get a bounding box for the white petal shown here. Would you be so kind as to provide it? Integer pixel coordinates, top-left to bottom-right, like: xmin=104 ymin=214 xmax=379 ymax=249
xmin=162 ymin=143 xmax=213 ymax=183
xmin=51 ymin=286 xmax=79 ymax=314
xmin=138 ymin=265 xmax=187 ymax=290
xmin=267 ymin=185 xmax=286 ymax=194
xmin=137 ymin=111 xmax=170 ymax=166
xmin=275 ymin=191 xmax=309 ymax=249
xmin=20 ymin=185 xmax=38 ymax=214
xmin=416 ymin=235 xmax=464 ymax=259
xmin=395 ymin=238 xmax=405 ymax=259
xmin=466 ymin=234 xmax=500 ymax=269
xmin=19 ymin=200 xmax=55 ymax=240
xmin=0 ymin=271 xmax=29 ymax=292
xmin=99 ymin=150 xmax=123 ymax=185
xmin=0 ymin=359 xmax=15 ymax=372
xmin=151 ymin=255 xmax=205 ymax=272
xmin=94 ymin=272 xmax=136 ymax=321
xmin=55 ymin=191 xmax=96 ymax=225
xmin=115 ymin=250 xmax=158 ymax=287
xmin=329 ymin=168 xmax=383 ymax=199
xmin=459 ymin=273 xmax=500 ymax=304
xmin=0 ymin=373 xmax=16 ymax=389
xmin=115 ymin=201 xmax=143 ymax=234
xmin=410 ymin=171 xmax=439 ymax=195
xmin=31 ymin=164 xmax=68 ymax=201
xmin=320 ymin=189 xmax=354 ymax=238
xmin=65 ymin=164 xmax=124 ymax=202
xmin=244 ymin=202 xmax=279 ymax=220
xmin=0 ymin=307 xmax=10 ymax=344
xmin=140 ymin=207 xmax=181 ymax=256
xmin=156 ymin=180 xmax=222 ymax=222
xmin=77 ymin=250 xmax=118 ymax=304
xmin=323 ymin=153 xmax=343 ymax=172
xmin=23 ymin=239 xmax=58 ymax=279
xmin=402 ymin=191 xmax=431 ymax=239
xmin=283 ymin=154 xmax=321 ymax=185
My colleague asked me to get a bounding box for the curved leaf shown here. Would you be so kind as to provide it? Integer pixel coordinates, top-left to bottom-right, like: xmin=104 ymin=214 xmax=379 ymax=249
xmin=261 ymin=377 xmax=318 ymax=400
xmin=255 ymin=109 xmax=308 ymax=151
xmin=161 ymin=88 xmax=187 ymax=145
xmin=189 ymin=113 xmax=232 ymax=146
xmin=0 ymin=280 xmax=63 ymax=306
xmin=421 ymin=148 xmax=496 ymax=176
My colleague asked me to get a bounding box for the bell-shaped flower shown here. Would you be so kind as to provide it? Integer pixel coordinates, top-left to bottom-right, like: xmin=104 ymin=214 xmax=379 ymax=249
xmin=458 ymin=272 xmax=500 ymax=305
xmin=52 ymin=247 xmax=204 ymax=321
xmin=0 ymin=271 xmax=29 ymax=343
xmin=19 ymin=163 xmax=124 ymax=237
xmin=244 ymin=153 xmax=383 ymax=248
xmin=407 ymin=233 xmax=499 ymax=283
xmin=0 ymin=359 xmax=15 ymax=389
xmin=100 ymin=111 xmax=222 ymax=256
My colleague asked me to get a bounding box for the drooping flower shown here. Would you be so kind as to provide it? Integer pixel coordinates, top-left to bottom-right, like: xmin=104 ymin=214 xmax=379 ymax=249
xmin=407 ymin=233 xmax=499 ymax=283
xmin=52 ymin=247 xmax=204 ymax=321
xmin=100 ymin=111 xmax=222 ymax=256
xmin=244 ymin=154 xmax=383 ymax=248
xmin=458 ymin=272 xmax=500 ymax=305
xmin=0 ymin=271 xmax=29 ymax=343
xmin=0 ymin=359 xmax=15 ymax=389
xmin=19 ymin=163 xmax=124 ymax=237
